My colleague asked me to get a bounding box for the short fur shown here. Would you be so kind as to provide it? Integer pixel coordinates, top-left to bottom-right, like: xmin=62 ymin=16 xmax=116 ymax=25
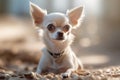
xmin=30 ymin=2 xmax=84 ymax=78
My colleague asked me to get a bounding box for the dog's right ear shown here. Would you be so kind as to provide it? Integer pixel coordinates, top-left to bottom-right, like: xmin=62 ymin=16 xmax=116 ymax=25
xmin=30 ymin=2 xmax=47 ymax=26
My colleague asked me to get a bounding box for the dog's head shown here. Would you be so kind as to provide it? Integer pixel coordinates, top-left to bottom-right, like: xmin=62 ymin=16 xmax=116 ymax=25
xmin=30 ymin=2 xmax=84 ymax=41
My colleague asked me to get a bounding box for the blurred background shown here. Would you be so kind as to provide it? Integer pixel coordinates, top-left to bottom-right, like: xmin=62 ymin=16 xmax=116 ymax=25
xmin=0 ymin=0 xmax=120 ymax=71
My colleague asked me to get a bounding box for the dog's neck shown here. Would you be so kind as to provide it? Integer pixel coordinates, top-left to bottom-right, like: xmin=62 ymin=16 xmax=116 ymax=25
xmin=43 ymin=33 xmax=74 ymax=54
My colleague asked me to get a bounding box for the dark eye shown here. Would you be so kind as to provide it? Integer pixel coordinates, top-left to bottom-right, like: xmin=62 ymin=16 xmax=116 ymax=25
xmin=63 ymin=25 xmax=70 ymax=32
xmin=47 ymin=24 xmax=55 ymax=32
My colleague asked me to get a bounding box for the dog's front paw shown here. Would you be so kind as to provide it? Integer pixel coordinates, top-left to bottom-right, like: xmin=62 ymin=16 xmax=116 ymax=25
xmin=61 ymin=73 xmax=69 ymax=78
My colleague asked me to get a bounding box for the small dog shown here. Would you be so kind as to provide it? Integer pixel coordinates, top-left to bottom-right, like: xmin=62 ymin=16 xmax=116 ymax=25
xmin=30 ymin=2 xmax=84 ymax=78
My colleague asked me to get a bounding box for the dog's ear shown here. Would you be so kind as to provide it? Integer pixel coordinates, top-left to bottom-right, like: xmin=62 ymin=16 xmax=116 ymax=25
xmin=30 ymin=2 xmax=47 ymax=26
xmin=67 ymin=6 xmax=84 ymax=28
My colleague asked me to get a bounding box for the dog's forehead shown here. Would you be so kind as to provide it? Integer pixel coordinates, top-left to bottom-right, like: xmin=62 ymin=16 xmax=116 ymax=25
xmin=44 ymin=13 xmax=69 ymax=26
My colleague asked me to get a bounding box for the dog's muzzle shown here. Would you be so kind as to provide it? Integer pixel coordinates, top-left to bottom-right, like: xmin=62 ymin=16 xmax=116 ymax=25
xmin=56 ymin=32 xmax=64 ymax=40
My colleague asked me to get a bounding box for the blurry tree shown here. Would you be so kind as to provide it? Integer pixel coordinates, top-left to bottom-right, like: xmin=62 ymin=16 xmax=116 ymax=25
xmin=98 ymin=0 xmax=120 ymax=49
xmin=0 ymin=0 xmax=8 ymax=14
xmin=0 ymin=0 xmax=30 ymax=17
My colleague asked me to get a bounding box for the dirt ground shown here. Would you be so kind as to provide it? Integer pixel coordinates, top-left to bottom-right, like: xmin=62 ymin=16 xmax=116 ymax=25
xmin=0 ymin=17 xmax=120 ymax=80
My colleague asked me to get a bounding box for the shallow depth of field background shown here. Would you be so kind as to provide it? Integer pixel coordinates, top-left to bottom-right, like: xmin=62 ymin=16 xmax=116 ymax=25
xmin=0 ymin=0 xmax=120 ymax=70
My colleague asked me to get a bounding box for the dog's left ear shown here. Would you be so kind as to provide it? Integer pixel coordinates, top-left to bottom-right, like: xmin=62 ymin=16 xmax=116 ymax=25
xmin=67 ymin=6 xmax=84 ymax=28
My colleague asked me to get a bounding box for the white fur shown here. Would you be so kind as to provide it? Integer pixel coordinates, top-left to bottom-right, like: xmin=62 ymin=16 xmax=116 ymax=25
xmin=30 ymin=2 xmax=84 ymax=78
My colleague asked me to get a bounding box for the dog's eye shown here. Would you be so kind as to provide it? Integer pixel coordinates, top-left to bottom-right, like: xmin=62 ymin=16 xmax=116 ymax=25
xmin=63 ymin=25 xmax=70 ymax=32
xmin=47 ymin=24 xmax=55 ymax=32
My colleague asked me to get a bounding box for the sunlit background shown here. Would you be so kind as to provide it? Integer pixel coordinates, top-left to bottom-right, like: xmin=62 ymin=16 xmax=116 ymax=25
xmin=0 ymin=0 xmax=120 ymax=70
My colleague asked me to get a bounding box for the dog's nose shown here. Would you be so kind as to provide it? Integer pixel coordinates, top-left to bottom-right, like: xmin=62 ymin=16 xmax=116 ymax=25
xmin=57 ymin=32 xmax=63 ymax=37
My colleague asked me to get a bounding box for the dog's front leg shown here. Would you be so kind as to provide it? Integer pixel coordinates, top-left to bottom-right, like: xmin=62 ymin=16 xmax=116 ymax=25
xmin=61 ymin=68 xmax=75 ymax=78
xmin=36 ymin=66 xmax=42 ymax=74
xmin=36 ymin=54 xmax=47 ymax=74
xmin=36 ymin=63 xmax=43 ymax=74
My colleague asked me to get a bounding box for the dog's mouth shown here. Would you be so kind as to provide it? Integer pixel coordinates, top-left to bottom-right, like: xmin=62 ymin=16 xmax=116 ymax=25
xmin=55 ymin=37 xmax=64 ymax=40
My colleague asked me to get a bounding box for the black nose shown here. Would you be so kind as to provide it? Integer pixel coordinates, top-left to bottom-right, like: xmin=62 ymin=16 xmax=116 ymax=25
xmin=57 ymin=32 xmax=63 ymax=37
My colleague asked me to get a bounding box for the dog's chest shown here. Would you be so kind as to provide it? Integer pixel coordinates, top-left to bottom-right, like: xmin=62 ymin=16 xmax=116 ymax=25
xmin=50 ymin=43 xmax=66 ymax=53
xmin=45 ymin=39 xmax=68 ymax=53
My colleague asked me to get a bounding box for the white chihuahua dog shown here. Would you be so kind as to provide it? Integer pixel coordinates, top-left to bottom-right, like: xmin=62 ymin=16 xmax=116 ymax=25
xmin=30 ymin=2 xmax=84 ymax=78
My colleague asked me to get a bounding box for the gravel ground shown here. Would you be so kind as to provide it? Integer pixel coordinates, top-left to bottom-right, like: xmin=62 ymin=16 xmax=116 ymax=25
xmin=0 ymin=66 xmax=120 ymax=80
xmin=0 ymin=49 xmax=120 ymax=80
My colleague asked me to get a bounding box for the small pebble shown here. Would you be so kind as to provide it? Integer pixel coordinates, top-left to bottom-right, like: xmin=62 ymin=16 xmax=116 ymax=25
xmin=24 ymin=72 xmax=34 ymax=79
xmin=0 ymin=76 xmax=6 ymax=79
xmin=71 ymin=73 xmax=79 ymax=79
